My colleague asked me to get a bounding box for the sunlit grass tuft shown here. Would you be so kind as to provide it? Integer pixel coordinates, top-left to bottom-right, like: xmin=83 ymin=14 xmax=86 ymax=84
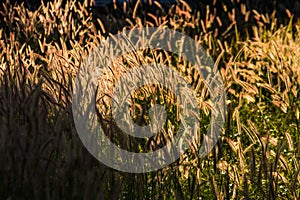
xmin=0 ymin=0 xmax=299 ymax=199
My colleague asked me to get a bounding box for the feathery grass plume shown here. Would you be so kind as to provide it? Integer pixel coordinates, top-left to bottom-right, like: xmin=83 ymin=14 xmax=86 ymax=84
xmin=1 ymin=0 xmax=300 ymax=199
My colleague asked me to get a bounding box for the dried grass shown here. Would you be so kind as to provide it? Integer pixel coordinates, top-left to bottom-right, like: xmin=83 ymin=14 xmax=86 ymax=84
xmin=0 ymin=0 xmax=299 ymax=199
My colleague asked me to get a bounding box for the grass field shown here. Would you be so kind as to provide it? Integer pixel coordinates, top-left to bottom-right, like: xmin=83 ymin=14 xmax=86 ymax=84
xmin=0 ymin=0 xmax=300 ymax=199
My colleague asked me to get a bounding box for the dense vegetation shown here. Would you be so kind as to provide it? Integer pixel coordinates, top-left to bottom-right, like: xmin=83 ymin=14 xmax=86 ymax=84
xmin=0 ymin=0 xmax=299 ymax=199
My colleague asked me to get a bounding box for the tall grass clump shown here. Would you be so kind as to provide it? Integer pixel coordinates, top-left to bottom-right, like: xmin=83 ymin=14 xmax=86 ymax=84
xmin=0 ymin=0 xmax=299 ymax=199
xmin=0 ymin=0 xmax=117 ymax=199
